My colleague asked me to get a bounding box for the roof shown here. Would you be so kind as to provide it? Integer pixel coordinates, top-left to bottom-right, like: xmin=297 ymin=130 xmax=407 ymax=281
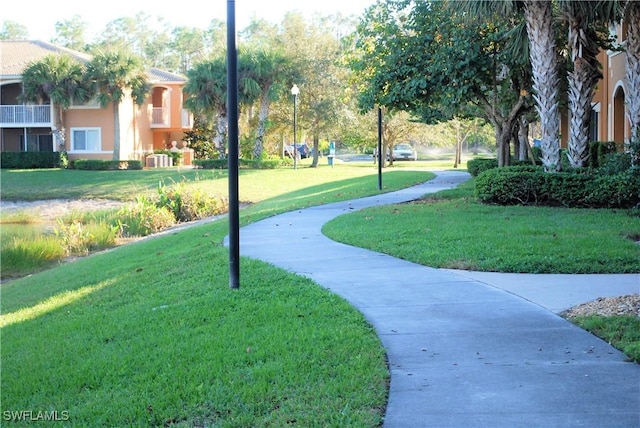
xmin=0 ymin=40 xmax=186 ymax=83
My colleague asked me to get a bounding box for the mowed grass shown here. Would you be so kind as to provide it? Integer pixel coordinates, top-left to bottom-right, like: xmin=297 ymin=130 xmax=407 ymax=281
xmin=323 ymin=180 xmax=640 ymax=273
xmin=0 ymin=165 xmax=433 ymax=426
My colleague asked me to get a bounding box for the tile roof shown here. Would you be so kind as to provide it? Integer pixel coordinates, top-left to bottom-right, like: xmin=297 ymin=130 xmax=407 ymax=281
xmin=0 ymin=40 xmax=186 ymax=83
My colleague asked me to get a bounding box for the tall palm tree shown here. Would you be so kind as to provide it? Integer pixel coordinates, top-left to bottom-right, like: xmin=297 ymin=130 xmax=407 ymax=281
xmin=559 ymin=1 xmax=605 ymax=168
xmin=523 ymin=0 xmax=562 ymax=171
xmin=184 ymin=57 xmax=229 ymax=158
xmin=85 ymin=50 xmax=149 ymax=161
xmin=240 ymin=47 xmax=288 ymax=159
xmin=20 ymin=54 xmax=91 ymax=154
xmin=456 ymin=0 xmax=562 ymax=171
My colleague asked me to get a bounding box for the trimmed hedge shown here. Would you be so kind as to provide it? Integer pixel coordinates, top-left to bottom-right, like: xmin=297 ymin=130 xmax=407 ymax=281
xmin=475 ymin=166 xmax=640 ymax=209
xmin=72 ymin=160 xmax=143 ymax=170
xmin=1 ymin=152 xmax=62 ymax=169
xmin=193 ymin=158 xmax=281 ymax=169
xmin=589 ymin=141 xmax=619 ymax=169
xmin=467 ymin=158 xmax=538 ymax=177
xmin=467 ymin=158 xmax=497 ymax=177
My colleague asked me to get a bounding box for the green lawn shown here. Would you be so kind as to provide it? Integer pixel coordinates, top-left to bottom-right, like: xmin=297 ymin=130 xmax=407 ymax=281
xmin=1 ymin=165 xmax=638 ymax=426
xmin=323 ymin=180 xmax=640 ymax=273
xmin=0 ymin=164 xmax=432 ymax=427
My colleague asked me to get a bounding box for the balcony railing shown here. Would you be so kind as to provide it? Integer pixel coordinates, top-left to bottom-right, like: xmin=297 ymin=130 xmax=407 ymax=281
xmin=181 ymin=109 xmax=193 ymax=128
xmin=0 ymin=105 xmax=51 ymax=126
xmin=150 ymin=107 xmax=193 ymax=129
xmin=151 ymin=107 xmax=169 ymax=127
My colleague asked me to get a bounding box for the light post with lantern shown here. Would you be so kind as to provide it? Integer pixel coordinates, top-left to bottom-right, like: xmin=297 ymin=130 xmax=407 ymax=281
xmin=291 ymin=84 xmax=299 ymax=170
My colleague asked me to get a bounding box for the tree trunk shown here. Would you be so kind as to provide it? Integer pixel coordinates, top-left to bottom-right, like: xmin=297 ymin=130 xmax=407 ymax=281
xmin=252 ymin=96 xmax=270 ymax=160
xmin=499 ymin=128 xmax=511 ymax=167
xmin=518 ymin=115 xmax=529 ymax=161
xmin=626 ymin=2 xmax=640 ymax=145
xmin=215 ymin=114 xmax=228 ymax=158
xmin=112 ymin=102 xmax=120 ymax=161
xmin=566 ymin=13 xmax=601 ymax=168
xmin=524 ymin=0 xmax=561 ymax=171
xmin=311 ymin=134 xmax=320 ymax=167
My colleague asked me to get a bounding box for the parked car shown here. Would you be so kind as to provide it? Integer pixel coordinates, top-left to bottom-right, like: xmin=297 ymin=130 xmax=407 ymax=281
xmin=285 ymin=144 xmax=310 ymax=159
xmin=392 ymin=144 xmax=417 ymax=161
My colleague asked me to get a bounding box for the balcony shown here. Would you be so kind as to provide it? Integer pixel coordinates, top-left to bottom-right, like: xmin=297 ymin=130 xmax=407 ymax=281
xmin=0 ymin=105 xmax=52 ymax=127
xmin=150 ymin=107 xmax=193 ymax=129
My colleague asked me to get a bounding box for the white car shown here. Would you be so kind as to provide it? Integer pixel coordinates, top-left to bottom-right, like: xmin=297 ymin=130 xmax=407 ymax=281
xmin=392 ymin=144 xmax=417 ymax=161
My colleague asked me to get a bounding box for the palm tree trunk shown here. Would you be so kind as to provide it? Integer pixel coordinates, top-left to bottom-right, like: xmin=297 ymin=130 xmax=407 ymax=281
xmin=215 ymin=115 xmax=228 ymax=158
xmin=626 ymin=2 xmax=640 ymax=144
xmin=524 ymin=0 xmax=561 ymax=171
xmin=567 ymin=57 xmax=600 ymax=167
xmin=112 ymin=103 xmax=120 ymax=161
xmin=253 ymin=96 xmax=270 ymax=160
xmin=566 ymin=10 xmax=602 ymax=169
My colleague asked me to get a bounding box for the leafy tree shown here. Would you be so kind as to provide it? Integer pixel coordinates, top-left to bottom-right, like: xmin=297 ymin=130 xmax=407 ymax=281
xmin=170 ymin=26 xmax=208 ymax=74
xmin=462 ymin=0 xmax=563 ymax=171
xmin=351 ymin=0 xmax=533 ymax=167
xmin=239 ymin=46 xmax=289 ymax=159
xmin=0 ymin=20 xmax=28 ymax=40
xmin=20 ymin=54 xmax=92 ymax=158
xmin=85 ymin=50 xmax=150 ymax=160
xmin=51 ymin=15 xmax=88 ymax=51
xmin=182 ymin=116 xmax=216 ymax=159
xmin=276 ymin=12 xmax=352 ymax=167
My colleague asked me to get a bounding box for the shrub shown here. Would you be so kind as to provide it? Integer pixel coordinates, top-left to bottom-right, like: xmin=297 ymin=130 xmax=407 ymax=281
xmin=1 ymin=152 xmax=62 ymax=169
xmin=53 ymin=220 xmax=117 ymax=255
xmin=475 ymin=166 xmax=640 ymax=209
xmin=116 ymin=198 xmax=176 ymax=237
xmin=589 ymin=141 xmax=619 ymax=169
xmin=475 ymin=166 xmax=546 ymax=205
xmin=73 ymin=160 xmax=143 ymax=170
xmin=193 ymin=159 xmax=228 ymax=169
xmin=157 ymin=182 xmax=228 ymax=222
xmin=467 ymin=158 xmax=498 ymax=177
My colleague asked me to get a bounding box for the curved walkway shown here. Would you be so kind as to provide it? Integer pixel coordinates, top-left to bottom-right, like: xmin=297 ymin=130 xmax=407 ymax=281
xmin=236 ymin=170 xmax=640 ymax=427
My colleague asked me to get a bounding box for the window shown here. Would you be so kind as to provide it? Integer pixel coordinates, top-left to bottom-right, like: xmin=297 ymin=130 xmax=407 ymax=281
xmin=589 ymin=103 xmax=600 ymax=143
xmin=72 ymin=128 xmax=101 ymax=151
xmin=19 ymin=134 xmax=53 ymax=152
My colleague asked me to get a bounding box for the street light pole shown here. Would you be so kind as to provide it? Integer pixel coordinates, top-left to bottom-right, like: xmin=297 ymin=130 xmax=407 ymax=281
xmin=227 ymin=0 xmax=240 ymax=289
xmin=291 ymin=84 xmax=299 ymax=170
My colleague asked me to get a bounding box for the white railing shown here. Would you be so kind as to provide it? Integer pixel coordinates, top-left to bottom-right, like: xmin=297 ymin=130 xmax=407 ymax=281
xmin=182 ymin=109 xmax=193 ymax=128
xmin=151 ymin=107 xmax=169 ymax=126
xmin=0 ymin=105 xmax=51 ymax=126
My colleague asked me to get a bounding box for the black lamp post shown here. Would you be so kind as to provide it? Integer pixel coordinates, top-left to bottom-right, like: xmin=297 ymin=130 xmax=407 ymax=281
xmin=291 ymin=84 xmax=299 ymax=170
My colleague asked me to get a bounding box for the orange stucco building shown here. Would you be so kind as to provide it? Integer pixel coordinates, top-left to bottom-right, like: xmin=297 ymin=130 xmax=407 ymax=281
xmin=0 ymin=40 xmax=193 ymax=162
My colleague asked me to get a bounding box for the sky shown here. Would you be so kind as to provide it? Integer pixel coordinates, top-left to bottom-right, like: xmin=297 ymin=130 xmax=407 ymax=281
xmin=4 ymin=0 xmax=377 ymax=42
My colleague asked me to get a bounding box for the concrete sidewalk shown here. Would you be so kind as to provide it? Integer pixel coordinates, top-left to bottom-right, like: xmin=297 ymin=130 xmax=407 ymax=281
xmin=234 ymin=170 xmax=640 ymax=427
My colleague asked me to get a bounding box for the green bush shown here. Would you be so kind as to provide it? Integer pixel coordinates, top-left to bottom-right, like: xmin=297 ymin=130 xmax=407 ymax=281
xmin=1 ymin=152 xmax=62 ymax=169
xmin=475 ymin=166 xmax=640 ymax=208
xmin=467 ymin=158 xmax=498 ymax=177
xmin=589 ymin=141 xmax=619 ymax=169
xmin=193 ymin=159 xmax=228 ymax=169
xmin=475 ymin=166 xmax=546 ymax=205
xmin=116 ymin=198 xmax=176 ymax=237
xmin=157 ymin=182 xmax=228 ymax=222
xmin=193 ymin=158 xmax=282 ymax=169
xmin=73 ymin=160 xmax=143 ymax=170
